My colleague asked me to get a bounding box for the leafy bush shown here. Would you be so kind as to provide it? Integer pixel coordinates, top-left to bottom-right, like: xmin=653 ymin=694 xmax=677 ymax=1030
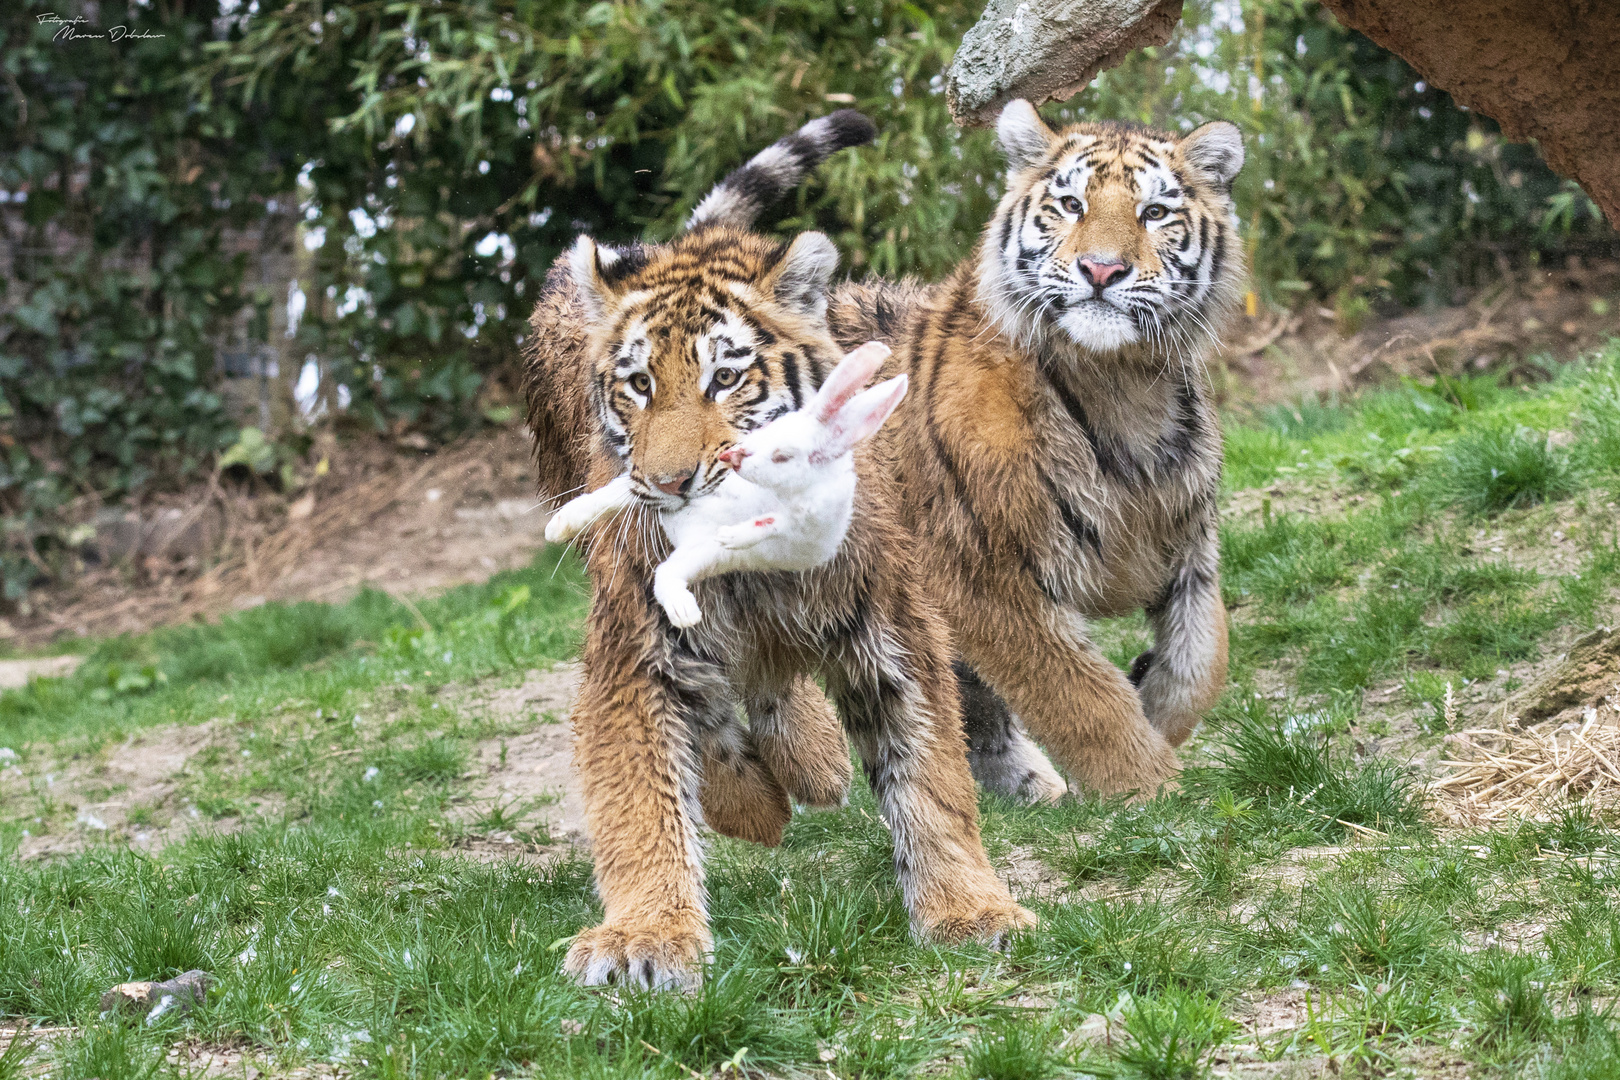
xmin=2 ymin=0 xmax=1610 ymax=606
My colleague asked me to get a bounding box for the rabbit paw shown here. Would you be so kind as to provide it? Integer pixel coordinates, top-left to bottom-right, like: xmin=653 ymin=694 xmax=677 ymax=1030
xmin=657 ymin=585 xmax=704 ymax=628
xmin=717 ymin=517 xmax=775 ymax=551
xmin=545 ymin=507 xmax=591 ymax=544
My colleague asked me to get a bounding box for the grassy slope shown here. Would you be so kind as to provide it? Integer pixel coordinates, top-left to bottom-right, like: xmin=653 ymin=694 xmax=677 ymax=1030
xmin=3 ymin=344 xmax=1620 ymax=1079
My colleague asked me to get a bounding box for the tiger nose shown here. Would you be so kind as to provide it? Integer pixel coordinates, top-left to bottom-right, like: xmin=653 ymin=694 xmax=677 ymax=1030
xmin=652 ymin=469 xmax=695 ymax=496
xmin=1079 ymin=257 xmax=1130 ymax=289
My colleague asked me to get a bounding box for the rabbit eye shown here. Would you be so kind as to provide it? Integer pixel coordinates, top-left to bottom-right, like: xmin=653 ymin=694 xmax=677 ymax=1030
xmin=1143 ymin=204 xmax=1171 ymax=222
xmin=1059 ymin=196 xmax=1083 ymax=217
xmin=771 ymin=450 xmax=792 ymax=464
xmin=627 ymin=373 xmax=652 ymax=396
xmin=713 ymin=368 xmax=741 ymax=389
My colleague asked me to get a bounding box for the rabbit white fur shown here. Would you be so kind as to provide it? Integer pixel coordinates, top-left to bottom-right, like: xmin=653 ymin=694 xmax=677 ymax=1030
xmin=545 ymin=342 xmax=907 ymax=627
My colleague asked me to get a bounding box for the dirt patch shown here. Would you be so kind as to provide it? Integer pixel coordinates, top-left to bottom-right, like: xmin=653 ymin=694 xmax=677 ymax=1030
xmin=0 ymin=654 xmax=81 ymax=687
xmin=1217 ymin=260 xmax=1620 ymax=412
xmin=453 ymin=663 xmax=589 ymax=846
xmin=0 ymin=720 xmax=274 ymax=860
xmin=6 ymin=425 xmax=552 ymax=648
xmin=996 ymin=843 xmax=1067 ymax=904
xmin=1 ymin=1025 xmax=349 ymax=1079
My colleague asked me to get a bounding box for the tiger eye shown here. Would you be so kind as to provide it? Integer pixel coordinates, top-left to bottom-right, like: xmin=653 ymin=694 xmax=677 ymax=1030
xmin=713 ymin=368 xmax=740 ymax=388
xmin=1059 ymin=195 xmax=1083 ymax=216
xmin=1143 ymin=204 xmax=1171 ymax=221
xmin=628 ymin=372 xmax=652 ymax=395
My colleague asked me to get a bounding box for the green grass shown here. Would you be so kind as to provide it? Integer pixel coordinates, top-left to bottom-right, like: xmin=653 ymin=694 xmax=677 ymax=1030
xmin=0 ymin=551 xmax=589 ymax=750
xmin=2 ymin=343 xmax=1620 ymax=1078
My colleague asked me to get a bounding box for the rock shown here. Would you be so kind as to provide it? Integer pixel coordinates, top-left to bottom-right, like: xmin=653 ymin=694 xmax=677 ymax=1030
xmin=1513 ymin=627 xmax=1620 ymax=725
xmin=94 ymin=505 xmax=223 ymax=562
xmin=99 ymin=969 xmax=212 ymax=1019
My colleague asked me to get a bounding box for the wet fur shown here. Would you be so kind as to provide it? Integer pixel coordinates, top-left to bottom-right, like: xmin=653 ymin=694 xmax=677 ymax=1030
xmin=539 ymin=228 xmax=1031 ymax=989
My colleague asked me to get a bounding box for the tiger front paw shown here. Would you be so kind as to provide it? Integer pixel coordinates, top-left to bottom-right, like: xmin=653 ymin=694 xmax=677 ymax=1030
xmin=968 ymin=734 xmax=1068 ymax=805
xmin=563 ymin=917 xmax=710 ymax=991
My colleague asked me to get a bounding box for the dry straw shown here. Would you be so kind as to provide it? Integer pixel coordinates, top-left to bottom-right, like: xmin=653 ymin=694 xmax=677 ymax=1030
xmin=1430 ymin=683 xmax=1620 ymax=824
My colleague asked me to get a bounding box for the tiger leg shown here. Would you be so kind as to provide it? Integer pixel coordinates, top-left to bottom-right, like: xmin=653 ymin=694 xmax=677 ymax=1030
xmin=956 ymin=579 xmax=1180 ymax=797
xmin=745 ymin=675 xmax=852 ymax=808
xmin=955 ymin=661 xmax=1068 ymax=804
xmin=826 ymin=606 xmax=1033 ymax=943
xmin=1130 ymin=553 xmax=1229 ymax=748
xmin=698 ymin=719 xmax=793 ymax=846
xmin=563 ymin=589 xmax=715 ymax=990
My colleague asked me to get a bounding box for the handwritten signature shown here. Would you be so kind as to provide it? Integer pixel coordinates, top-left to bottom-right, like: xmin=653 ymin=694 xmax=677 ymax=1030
xmin=36 ymin=13 xmax=166 ymax=42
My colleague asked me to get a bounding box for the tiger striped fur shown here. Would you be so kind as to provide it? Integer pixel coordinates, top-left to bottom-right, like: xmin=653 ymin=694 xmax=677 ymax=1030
xmin=521 ymin=104 xmax=1245 ymax=986
xmin=525 ymin=117 xmax=1031 ymax=990
xmin=829 ymin=101 xmax=1244 ymax=788
xmin=525 ymin=111 xmax=882 ymax=845
xmin=550 ymin=228 xmax=1033 ymax=990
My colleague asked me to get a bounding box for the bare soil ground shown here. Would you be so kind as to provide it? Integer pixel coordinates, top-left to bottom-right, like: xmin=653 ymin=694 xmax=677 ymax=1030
xmin=1 ymin=663 xmax=591 ymax=863
xmin=0 ymin=719 xmax=282 ymax=861
xmin=452 ymin=662 xmax=589 ymax=847
xmin=1215 ymin=259 xmax=1620 ymax=412
xmin=4 ymin=425 xmax=551 ymax=648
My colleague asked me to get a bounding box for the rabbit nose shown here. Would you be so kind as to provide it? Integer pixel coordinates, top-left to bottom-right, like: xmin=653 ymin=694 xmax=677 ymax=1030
xmin=717 ymin=447 xmax=749 ymax=470
xmin=652 ymin=469 xmax=695 ymax=496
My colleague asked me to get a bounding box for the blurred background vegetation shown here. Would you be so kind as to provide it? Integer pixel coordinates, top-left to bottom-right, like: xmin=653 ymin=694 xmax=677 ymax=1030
xmin=0 ymin=0 xmax=1613 ymax=602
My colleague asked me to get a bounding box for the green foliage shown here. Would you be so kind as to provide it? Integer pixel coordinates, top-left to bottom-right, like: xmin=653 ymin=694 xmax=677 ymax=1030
xmin=3 ymin=0 xmax=1608 ymax=606
xmin=961 ymin=1017 xmax=1059 ymax=1080
xmin=1111 ymin=989 xmax=1234 ymax=1080
xmin=0 ymin=0 xmax=285 ymax=600
xmin=1471 ymin=952 xmax=1555 ymax=1048
xmin=1201 ymin=694 xmax=1425 ymax=835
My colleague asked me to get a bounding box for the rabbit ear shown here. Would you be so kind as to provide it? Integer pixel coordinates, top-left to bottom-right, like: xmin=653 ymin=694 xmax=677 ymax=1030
xmin=813 ymin=341 xmax=891 ymax=424
xmin=819 ymin=373 xmax=909 ymax=461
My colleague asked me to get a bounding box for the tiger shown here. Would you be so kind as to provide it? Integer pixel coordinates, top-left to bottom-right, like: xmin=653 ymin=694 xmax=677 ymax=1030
xmin=523 ymin=102 xmax=1245 ymax=986
xmin=524 ymin=113 xmax=1033 ymax=990
xmin=825 ymin=100 xmax=1245 ymax=794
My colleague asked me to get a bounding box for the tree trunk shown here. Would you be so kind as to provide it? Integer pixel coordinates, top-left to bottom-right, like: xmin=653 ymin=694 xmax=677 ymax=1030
xmin=945 ymin=0 xmax=1184 ymax=127
xmin=945 ymin=0 xmax=1618 ymax=224
xmin=1315 ymin=0 xmax=1619 ymax=224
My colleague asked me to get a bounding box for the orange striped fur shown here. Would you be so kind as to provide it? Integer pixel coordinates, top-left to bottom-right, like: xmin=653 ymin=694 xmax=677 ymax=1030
xmin=532 ymin=227 xmax=1030 ymax=990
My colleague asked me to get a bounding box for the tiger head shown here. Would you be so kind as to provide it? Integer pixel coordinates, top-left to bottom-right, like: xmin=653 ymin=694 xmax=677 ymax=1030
xmin=569 ymin=227 xmax=843 ymax=509
xmin=978 ymin=100 xmax=1246 ymax=359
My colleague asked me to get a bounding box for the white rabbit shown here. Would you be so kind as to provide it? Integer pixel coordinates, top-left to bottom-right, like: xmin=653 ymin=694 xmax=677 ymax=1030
xmin=545 ymin=341 xmax=907 ymax=628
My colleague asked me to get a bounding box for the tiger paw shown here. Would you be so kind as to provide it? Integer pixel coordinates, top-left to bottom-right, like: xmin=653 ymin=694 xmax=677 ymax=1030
xmin=563 ymin=917 xmax=710 ymax=991
xmin=968 ymin=733 xmax=1068 ymax=806
xmin=918 ymin=893 xmax=1037 ymax=950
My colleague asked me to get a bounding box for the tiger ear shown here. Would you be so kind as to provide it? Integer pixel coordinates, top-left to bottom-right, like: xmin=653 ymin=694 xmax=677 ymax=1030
xmin=568 ymin=236 xmax=642 ymax=320
xmin=1181 ymin=121 xmax=1245 ymax=192
xmin=996 ymin=99 xmax=1056 ymax=174
xmin=766 ymin=231 xmax=840 ymax=319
